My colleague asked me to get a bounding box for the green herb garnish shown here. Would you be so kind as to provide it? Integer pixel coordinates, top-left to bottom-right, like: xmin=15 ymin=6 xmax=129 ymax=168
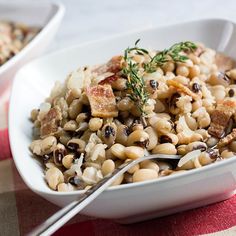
xmin=122 ymin=40 xmax=197 ymax=115
xmin=144 ymin=41 xmax=197 ymax=73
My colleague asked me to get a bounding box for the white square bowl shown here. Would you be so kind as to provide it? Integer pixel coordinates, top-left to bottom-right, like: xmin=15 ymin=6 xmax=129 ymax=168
xmin=0 ymin=2 xmax=65 ymax=90
xmin=9 ymin=18 xmax=236 ymax=224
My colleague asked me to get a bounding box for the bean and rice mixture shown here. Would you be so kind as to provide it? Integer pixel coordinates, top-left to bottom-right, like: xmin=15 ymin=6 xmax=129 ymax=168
xmin=30 ymin=40 xmax=236 ymax=192
xmin=0 ymin=21 xmax=39 ymax=65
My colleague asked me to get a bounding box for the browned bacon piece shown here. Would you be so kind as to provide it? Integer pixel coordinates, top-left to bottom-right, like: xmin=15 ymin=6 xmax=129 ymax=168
xmin=218 ymin=129 xmax=236 ymax=148
xmin=93 ymin=55 xmax=123 ymax=75
xmin=40 ymin=106 xmax=62 ymax=137
xmin=208 ymin=100 xmax=236 ymax=138
xmin=86 ymin=84 xmax=118 ymax=118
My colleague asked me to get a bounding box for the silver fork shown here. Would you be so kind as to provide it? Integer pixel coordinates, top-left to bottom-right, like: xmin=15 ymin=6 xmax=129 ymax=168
xmin=28 ymin=153 xmax=181 ymax=236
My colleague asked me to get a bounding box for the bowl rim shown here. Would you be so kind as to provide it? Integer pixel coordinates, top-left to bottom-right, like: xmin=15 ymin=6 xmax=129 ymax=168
xmin=0 ymin=2 xmax=65 ymax=75
xmin=9 ymin=17 xmax=236 ymax=196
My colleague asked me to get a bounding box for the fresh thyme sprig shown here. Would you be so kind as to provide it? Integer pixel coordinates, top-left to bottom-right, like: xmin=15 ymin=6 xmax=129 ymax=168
xmin=144 ymin=41 xmax=197 ymax=73
xmin=122 ymin=40 xmax=149 ymax=116
xmin=123 ymin=61 xmax=149 ymax=115
xmin=122 ymin=40 xmax=197 ymax=116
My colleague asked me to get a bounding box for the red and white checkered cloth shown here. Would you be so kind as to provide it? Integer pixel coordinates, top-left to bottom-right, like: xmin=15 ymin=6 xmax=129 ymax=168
xmin=1 ymin=85 xmax=236 ymax=236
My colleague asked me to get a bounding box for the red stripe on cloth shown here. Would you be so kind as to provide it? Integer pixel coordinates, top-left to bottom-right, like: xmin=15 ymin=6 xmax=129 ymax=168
xmin=54 ymin=220 xmax=95 ymax=236
xmin=0 ymin=128 xmax=12 ymax=160
xmin=54 ymin=195 xmax=236 ymax=236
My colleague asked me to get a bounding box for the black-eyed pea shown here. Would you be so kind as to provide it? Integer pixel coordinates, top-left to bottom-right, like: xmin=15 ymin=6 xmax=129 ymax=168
xmin=162 ymin=61 xmax=175 ymax=73
xmin=111 ymin=143 xmax=126 ymax=160
xmin=148 ymin=115 xmax=159 ymax=127
xmin=140 ymin=160 xmax=159 ymax=173
xmin=186 ymin=141 xmax=207 ymax=152
xmin=209 ymin=85 xmax=226 ymax=102
xmin=125 ymin=159 xmax=140 ymax=174
xmin=112 ymin=78 xmax=127 ymax=91
xmin=41 ymin=136 xmax=57 ymax=155
xmin=101 ymin=159 xmax=115 ymax=176
xmin=208 ymin=72 xmax=230 ymax=87
xmin=188 ymin=65 xmax=200 ymax=78
xmin=62 ymin=154 xmax=74 ymax=169
xmin=184 ymin=114 xmax=198 ymax=131
xmin=125 ymin=146 xmax=145 ymax=160
xmin=89 ymin=118 xmax=103 ymax=131
xmin=101 ymin=123 xmax=117 ymax=147
xmin=144 ymin=126 xmax=158 ymax=151
xmin=177 ymin=145 xmax=187 ymax=155
xmin=198 ymin=151 xmax=218 ymax=166
xmin=76 ymin=113 xmax=89 ymax=124
xmin=227 ymin=68 xmax=236 ymax=80
xmin=152 ymin=143 xmax=177 ymax=155
xmin=154 ymin=119 xmax=172 ymax=135
xmin=188 ymin=54 xmax=200 ymax=64
xmin=68 ymin=99 xmax=83 ymax=119
xmin=133 ymin=169 xmax=158 ymax=182
xmin=45 ymin=167 xmax=64 ymax=190
xmin=221 ymin=150 xmax=235 ymax=159
xmin=206 ymin=137 xmax=219 ymax=148
xmin=53 ymin=143 xmax=66 ymax=166
xmin=117 ymin=97 xmax=134 ymax=111
xmin=57 ymin=183 xmax=75 ymax=192
xmin=127 ymin=130 xmax=149 ymax=147
xmin=227 ymin=88 xmax=236 ymax=98
xmin=159 ymin=133 xmax=178 ymax=146
xmin=190 ymin=133 xmax=203 ymax=142
xmin=76 ymin=122 xmax=88 ymax=133
xmin=64 ymin=120 xmax=78 ymax=131
xmin=111 ymin=174 xmax=124 ymax=186
xmin=176 ymin=65 xmax=189 ymax=77
xmin=67 ymin=138 xmax=86 ymax=153
xmin=229 ymin=141 xmax=236 ymax=152
xmin=131 ymin=122 xmax=143 ymax=131
xmin=176 ymin=160 xmax=195 ymax=170
xmin=195 ymin=129 xmax=210 ymax=141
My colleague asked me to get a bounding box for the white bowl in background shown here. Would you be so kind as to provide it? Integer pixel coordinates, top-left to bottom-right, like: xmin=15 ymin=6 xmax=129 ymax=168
xmin=9 ymin=19 xmax=236 ymax=224
xmin=0 ymin=2 xmax=65 ymax=90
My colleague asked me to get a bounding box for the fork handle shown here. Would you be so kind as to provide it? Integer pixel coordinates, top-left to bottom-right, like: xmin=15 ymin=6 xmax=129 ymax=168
xmin=27 ymin=160 xmax=134 ymax=236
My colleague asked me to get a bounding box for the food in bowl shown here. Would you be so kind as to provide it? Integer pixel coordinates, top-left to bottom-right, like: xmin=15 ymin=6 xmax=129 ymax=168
xmin=29 ymin=40 xmax=236 ymax=192
xmin=0 ymin=21 xmax=39 ymax=66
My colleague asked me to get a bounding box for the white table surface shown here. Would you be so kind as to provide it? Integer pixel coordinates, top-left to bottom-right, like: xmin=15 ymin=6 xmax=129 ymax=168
xmin=2 ymin=0 xmax=236 ymax=52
